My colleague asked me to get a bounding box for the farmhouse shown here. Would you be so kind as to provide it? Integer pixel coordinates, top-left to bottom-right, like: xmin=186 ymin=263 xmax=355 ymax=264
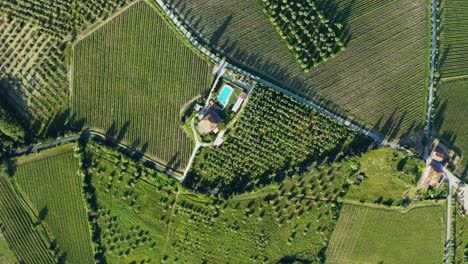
xmin=197 ymin=110 xmax=222 ymax=134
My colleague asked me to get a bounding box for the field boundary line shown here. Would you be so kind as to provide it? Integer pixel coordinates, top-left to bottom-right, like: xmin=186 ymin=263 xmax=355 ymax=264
xmin=8 ymin=130 xmax=183 ymax=179
xmin=161 ymin=187 xmax=180 ymax=254
xmin=440 ymin=74 xmax=468 ymax=82
xmin=68 ymin=44 xmax=73 ymax=112
xmin=343 ymin=200 xmax=445 ymax=214
xmin=73 ymin=0 xmax=141 ymax=44
xmin=14 ymin=144 xmax=75 ymax=166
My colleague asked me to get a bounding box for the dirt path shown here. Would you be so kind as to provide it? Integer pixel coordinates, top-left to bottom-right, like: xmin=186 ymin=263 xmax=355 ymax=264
xmin=162 ymin=187 xmax=180 ymax=253
xmin=74 ymin=0 xmax=141 ymax=43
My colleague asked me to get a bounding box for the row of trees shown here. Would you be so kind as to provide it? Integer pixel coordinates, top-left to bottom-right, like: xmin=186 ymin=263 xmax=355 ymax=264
xmin=261 ymin=0 xmax=344 ymax=70
xmin=0 ymin=97 xmax=26 ymax=156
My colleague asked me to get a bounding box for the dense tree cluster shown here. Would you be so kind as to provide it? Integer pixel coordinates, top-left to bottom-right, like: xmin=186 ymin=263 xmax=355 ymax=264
xmin=189 ymin=84 xmax=366 ymax=192
xmin=0 ymin=99 xmax=25 ymax=156
xmin=261 ymin=0 xmax=344 ymax=70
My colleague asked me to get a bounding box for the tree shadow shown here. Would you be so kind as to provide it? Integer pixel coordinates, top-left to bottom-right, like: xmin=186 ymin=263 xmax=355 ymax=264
xmin=314 ymin=0 xmax=354 ymax=45
xmin=38 ymin=206 xmax=48 ymax=221
xmin=5 ymin=159 xmax=17 ymax=176
xmin=165 ymin=152 xmax=181 ymax=173
xmin=58 ymin=252 xmax=68 ymax=264
xmin=210 ymin=15 xmax=233 ymax=48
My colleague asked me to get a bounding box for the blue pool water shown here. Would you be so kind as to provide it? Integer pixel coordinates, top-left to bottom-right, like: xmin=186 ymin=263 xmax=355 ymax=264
xmin=217 ymin=85 xmax=234 ymax=108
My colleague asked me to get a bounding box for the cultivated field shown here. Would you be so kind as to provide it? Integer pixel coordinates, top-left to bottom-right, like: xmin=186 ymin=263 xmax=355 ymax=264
xmin=435 ymin=78 xmax=468 ymax=177
xmin=12 ymin=144 xmax=94 ymax=264
xmin=72 ymin=1 xmax=213 ymax=170
xmin=189 ymin=84 xmax=370 ymax=192
xmin=167 ymin=0 xmax=427 ymax=139
xmin=82 ymin=140 xmax=361 ymax=263
xmin=440 ymin=0 xmax=468 ymax=78
xmin=0 ymin=229 xmax=16 ymax=264
xmin=326 ymin=203 xmax=446 ymax=264
xmin=0 ymin=176 xmax=55 ymax=264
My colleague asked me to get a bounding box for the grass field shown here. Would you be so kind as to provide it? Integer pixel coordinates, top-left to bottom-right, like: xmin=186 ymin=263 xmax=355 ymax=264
xmin=440 ymin=0 xmax=468 ymax=78
xmin=167 ymin=0 xmax=427 ymax=139
xmin=72 ymin=1 xmax=213 ymax=170
xmin=12 ymin=144 xmax=94 ymax=264
xmin=326 ymin=203 xmax=446 ymax=264
xmin=453 ymin=202 xmax=467 ymax=264
xmin=0 ymin=230 xmax=16 ymax=264
xmin=0 ymin=176 xmax=55 ymax=264
xmin=345 ymin=148 xmax=423 ymax=205
xmin=435 ymin=78 xmax=468 ymax=177
xmin=82 ymin=140 xmax=362 ymax=263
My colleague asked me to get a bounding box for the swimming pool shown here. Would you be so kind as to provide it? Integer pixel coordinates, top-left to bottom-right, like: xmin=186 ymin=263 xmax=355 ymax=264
xmin=217 ymin=85 xmax=234 ymax=108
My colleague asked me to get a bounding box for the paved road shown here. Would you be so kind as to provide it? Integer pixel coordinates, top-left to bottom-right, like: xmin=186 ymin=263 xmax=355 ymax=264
xmin=430 ymin=161 xmax=460 ymax=263
xmin=424 ymin=0 xmax=438 ymax=159
xmin=8 ymin=130 xmax=182 ymax=180
xmin=154 ymin=0 xmax=412 ymax=153
xmin=445 ymin=181 xmax=452 ymax=264
xmin=181 ymin=118 xmax=203 ymax=182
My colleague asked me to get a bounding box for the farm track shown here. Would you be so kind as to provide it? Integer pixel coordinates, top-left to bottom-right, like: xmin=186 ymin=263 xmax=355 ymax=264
xmin=8 ymin=130 xmax=183 ymax=181
xmin=73 ymin=0 xmax=141 ymax=43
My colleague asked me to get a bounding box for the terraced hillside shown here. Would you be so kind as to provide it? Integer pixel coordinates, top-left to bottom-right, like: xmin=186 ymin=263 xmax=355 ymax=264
xmin=12 ymin=145 xmax=95 ymax=264
xmin=72 ymin=1 xmax=213 ymax=170
xmin=165 ymin=0 xmax=428 ymax=140
xmin=440 ymin=0 xmax=468 ymax=78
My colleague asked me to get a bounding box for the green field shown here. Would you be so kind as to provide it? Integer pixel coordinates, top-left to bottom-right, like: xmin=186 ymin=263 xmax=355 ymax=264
xmin=345 ymin=148 xmax=423 ymax=205
xmin=435 ymin=78 xmax=468 ymax=177
xmin=0 ymin=230 xmax=16 ymax=264
xmin=326 ymin=203 xmax=446 ymax=264
xmin=453 ymin=201 xmax=467 ymax=264
xmin=72 ymin=1 xmax=213 ymax=170
xmin=12 ymin=144 xmax=94 ymax=264
xmin=440 ymin=0 xmax=468 ymax=78
xmin=189 ymin=83 xmax=370 ymax=192
xmin=0 ymin=176 xmax=55 ymax=264
xmin=81 ymin=140 xmax=363 ymax=263
xmin=167 ymin=0 xmax=427 ymax=139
